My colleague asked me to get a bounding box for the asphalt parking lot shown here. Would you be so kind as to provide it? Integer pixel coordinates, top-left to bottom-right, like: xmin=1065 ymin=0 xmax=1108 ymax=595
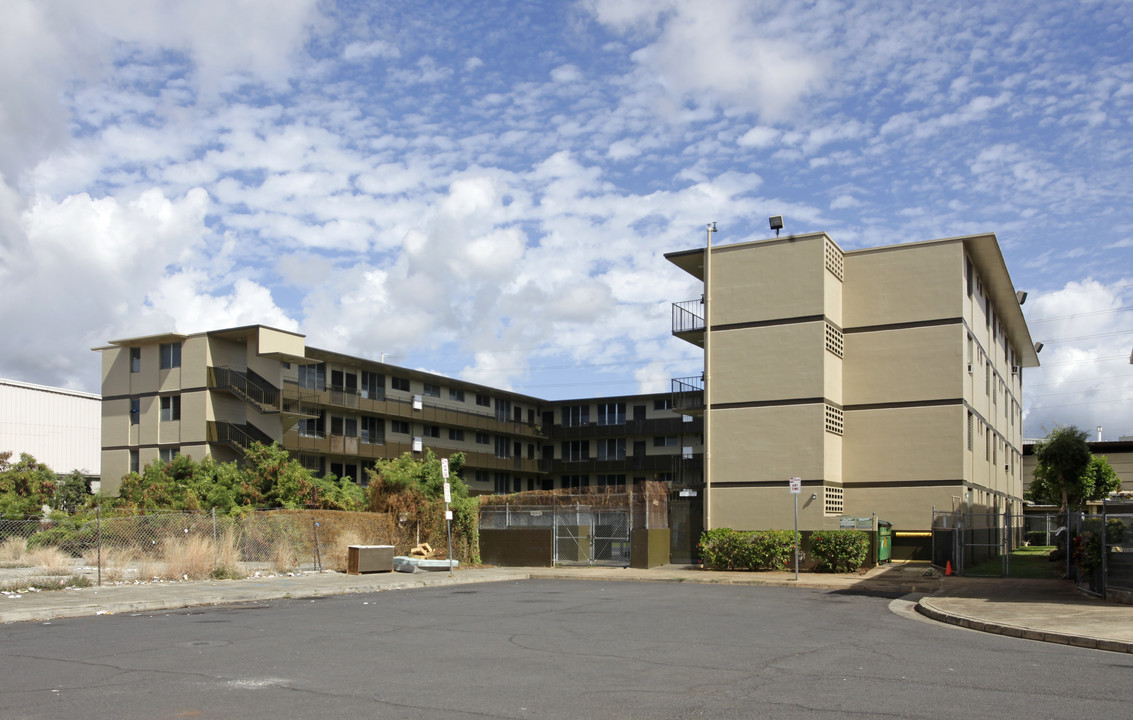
xmin=3 ymin=578 xmax=1131 ymax=720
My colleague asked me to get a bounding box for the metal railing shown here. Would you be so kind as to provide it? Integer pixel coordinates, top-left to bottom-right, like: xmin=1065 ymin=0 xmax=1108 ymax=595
xmin=209 ymin=366 xmax=279 ymax=414
xmin=671 ymin=375 xmax=704 ymax=413
xmin=672 ymin=298 xmax=705 ymax=334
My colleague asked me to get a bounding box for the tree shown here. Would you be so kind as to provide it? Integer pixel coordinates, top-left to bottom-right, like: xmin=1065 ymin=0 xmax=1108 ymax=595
xmin=1027 ymin=426 xmax=1120 ymax=510
xmin=0 ymin=452 xmax=58 ymax=518
xmin=51 ymin=470 xmax=92 ymax=513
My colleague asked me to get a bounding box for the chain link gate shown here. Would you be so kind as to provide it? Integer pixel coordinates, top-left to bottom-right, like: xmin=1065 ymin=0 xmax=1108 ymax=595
xmin=932 ymin=508 xmax=1017 ymax=576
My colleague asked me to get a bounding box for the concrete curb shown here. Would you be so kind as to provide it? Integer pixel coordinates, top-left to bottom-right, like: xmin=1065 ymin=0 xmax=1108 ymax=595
xmin=915 ymin=597 xmax=1133 ymax=654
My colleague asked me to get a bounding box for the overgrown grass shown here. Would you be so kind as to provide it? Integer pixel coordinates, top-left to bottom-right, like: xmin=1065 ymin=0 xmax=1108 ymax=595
xmin=964 ymin=545 xmax=1063 ymax=579
xmin=0 ymin=575 xmax=92 ymax=593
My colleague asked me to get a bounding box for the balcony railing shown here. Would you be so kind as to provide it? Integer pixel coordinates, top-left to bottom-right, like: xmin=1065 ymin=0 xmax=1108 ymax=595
xmin=209 ymin=366 xmax=279 ymax=414
xmin=671 ymin=375 xmax=705 ymax=413
xmin=281 ymin=382 xmax=547 ymax=438
xmin=208 ymin=421 xmax=275 ymax=453
xmin=672 ymin=298 xmax=705 ymax=334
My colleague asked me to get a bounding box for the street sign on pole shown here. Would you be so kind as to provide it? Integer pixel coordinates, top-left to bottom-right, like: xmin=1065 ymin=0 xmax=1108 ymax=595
xmin=790 ymin=477 xmax=801 ymax=580
xmin=442 ymin=458 xmax=453 ymax=576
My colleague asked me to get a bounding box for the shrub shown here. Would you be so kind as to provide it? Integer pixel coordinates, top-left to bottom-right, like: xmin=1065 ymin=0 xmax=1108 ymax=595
xmin=699 ymin=528 xmax=795 ymax=571
xmin=809 ymin=530 xmax=870 ymax=573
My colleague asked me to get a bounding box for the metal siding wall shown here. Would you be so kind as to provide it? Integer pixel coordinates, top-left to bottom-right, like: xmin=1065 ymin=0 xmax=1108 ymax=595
xmin=0 ymin=382 xmax=101 ymax=474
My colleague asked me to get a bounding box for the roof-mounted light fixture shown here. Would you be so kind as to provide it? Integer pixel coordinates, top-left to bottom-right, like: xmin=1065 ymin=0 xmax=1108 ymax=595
xmin=1016 ymin=290 xmax=1027 ymax=305
xmin=769 ymin=215 xmax=783 ymax=237
xmin=1034 ymin=342 xmax=1044 ymax=354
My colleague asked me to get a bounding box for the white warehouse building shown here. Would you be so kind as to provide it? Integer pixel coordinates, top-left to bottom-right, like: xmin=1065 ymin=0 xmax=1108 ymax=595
xmin=0 ymin=378 xmax=101 ymax=477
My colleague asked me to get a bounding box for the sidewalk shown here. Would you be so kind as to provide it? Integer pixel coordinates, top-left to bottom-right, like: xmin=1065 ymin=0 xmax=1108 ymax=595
xmin=3 ymin=563 xmax=1131 ymax=653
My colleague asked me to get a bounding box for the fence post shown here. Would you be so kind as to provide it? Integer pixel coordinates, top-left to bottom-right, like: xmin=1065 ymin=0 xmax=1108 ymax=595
xmin=1102 ymin=499 xmax=1109 ymax=600
xmin=96 ymin=505 xmax=102 ymax=588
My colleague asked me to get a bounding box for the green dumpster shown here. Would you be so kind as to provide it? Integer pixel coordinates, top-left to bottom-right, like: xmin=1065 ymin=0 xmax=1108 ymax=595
xmin=877 ymin=521 xmax=892 ymax=564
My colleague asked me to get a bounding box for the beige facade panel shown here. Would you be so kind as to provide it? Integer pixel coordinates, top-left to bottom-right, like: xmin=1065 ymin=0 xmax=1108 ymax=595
xmin=710 ymin=235 xmax=827 ymax=326
xmin=101 ymin=346 xmax=130 ymax=397
xmin=843 ymin=405 xmax=964 ymax=485
xmin=102 ymin=398 xmax=130 ymax=447
xmin=182 ymin=335 xmax=210 ymax=389
xmin=842 ymin=324 xmax=964 ymax=406
xmin=711 ymin=485 xmax=835 ymax=532
xmin=180 ymin=390 xmax=209 ymax=444
xmin=843 ymin=484 xmax=963 ymax=531
xmin=257 ymin=326 xmax=306 ymax=360
xmin=711 ymin=322 xmax=826 ymax=404
xmin=710 ymin=405 xmax=827 ymax=485
xmin=843 ymin=241 xmax=963 ymax=328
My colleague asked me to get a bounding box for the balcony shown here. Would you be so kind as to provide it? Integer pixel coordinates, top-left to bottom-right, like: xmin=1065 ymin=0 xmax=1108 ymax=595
xmin=672 ymin=298 xmax=705 ymax=347
xmin=550 ymin=416 xmax=704 ymax=438
xmin=671 ymin=376 xmax=704 ymax=415
xmin=281 ymin=382 xmax=547 ymax=439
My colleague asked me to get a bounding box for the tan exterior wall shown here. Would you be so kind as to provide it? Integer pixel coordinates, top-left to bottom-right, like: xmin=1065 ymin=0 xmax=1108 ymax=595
xmin=711 ymin=323 xmax=825 ymax=403
xmin=182 ymin=335 xmax=210 ymax=389
xmin=844 ymin=405 xmax=964 ymax=485
xmin=710 ymin=405 xmax=826 ymax=485
xmin=710 ymin=235 xmax=827 ymax=325
xmin=842 ymin=325 xmax=963 ymax=405
xmin=843 ymin=484 xmax=963 ymax=530
xmin=711 ymin=485 xmax=834 ymax=532
xmin=843 ymin=241 xmax=963 ymax=327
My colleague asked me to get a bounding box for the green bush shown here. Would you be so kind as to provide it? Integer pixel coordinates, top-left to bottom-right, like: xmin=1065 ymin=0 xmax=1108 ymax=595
xmin=699 ymin=528 xmax=795 ymax=571
xmin=809 ymin=530 xmax=870 ymax=572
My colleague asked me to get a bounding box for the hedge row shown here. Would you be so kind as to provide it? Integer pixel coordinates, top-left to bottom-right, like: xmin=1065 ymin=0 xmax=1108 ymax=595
xmin=699 ymin=528 xmax=871 ymax=573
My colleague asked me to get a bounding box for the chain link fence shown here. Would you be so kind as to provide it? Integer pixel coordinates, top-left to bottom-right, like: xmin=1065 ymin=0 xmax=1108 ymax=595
xmin=1 ymin=508 xmax=396 ymax=585
xmin=1068 ymin=502 xmax=1133 ymax=599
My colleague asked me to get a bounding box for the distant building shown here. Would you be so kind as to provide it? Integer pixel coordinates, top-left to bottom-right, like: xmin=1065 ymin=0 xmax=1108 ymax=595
xmin=0 ymin=378 xmax=101 ymax=476
xmin=93 ymin=327 xmax=701 ymax=501
xmin=1022 ymin=439 xmax=1133 ymax=496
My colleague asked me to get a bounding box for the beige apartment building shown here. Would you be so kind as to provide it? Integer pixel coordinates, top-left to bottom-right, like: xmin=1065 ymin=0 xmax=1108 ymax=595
xmin=666 ymin=231 xmax=1038 ymax=533
xmin=95 ymin=327 xmax=701 ymax=501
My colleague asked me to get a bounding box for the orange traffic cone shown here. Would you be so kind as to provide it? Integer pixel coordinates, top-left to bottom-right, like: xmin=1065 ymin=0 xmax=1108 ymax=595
xmin=945 ymin=560 xmax=953 ymax=576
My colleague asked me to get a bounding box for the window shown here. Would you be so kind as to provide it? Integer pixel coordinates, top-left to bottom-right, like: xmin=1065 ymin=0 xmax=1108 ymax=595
xmin=392 ymin=420 xmax=409 ymax=434
xmin=360 ymin=371 xmax=384 ymax=399
xmin=299 ymin=410 xmax=325 ymax=438
xmin=562 ymin=440 xmax=589 ymax=462
xmin=129 ymin=449 xmax=139 ymax=473
xmin=597 ymin=438 xmax=625 ymax=461
xmin=345 ymin=417 xmax=358 ymax=437
xmin=424 ymin=424 xmax=440 ymax=438
xmin=682 ymin=446 xmax=694 ymax=460
xmin=597 ymin=402 xmax=626 ymax=426
xmin=597 ymin=474 xmax=626 ymax=490
xmin=391 ymin=376 xmax=410 ymax=392
xmin=160 ymin=395 xmax=181 ymax=422
xmin=129 ymin=347 xmax=141 ymax=373
xmin=474 ymin=470 xmax=489 ymax=485
xmin=360 ymin=416 xmax=383 ymax=444
xmin=331 ymin=416 xmax=344 ymax=436
xmin=967 ymin=411 xmax=973 ymax=451
xmin=495 ymin=398 xmax=511 ymax=422
xmin=653 ymin=398 xmax=671 ymax=411
xmin=423 ymin=383 xmax=440 ymax=398
xmin=475 ymin=432 xmax=490 ymax=444
xmin=653 ymin=436 xmax=677 ymax=447
xmin=449 ymin=388 xmax=465 ymax=402
xmin=562 ymin=475 xmax=589 ymax=490
xmin=449 ymin=428 xmax=465 ymax=442
xmin=159 ymin=447 xmax=178 ymax=463
xmin=562 ymin=404 xmax=589 ymax=427
xmin=130 ymin=398 xmax=140 ymax=425
xmin=476 ymin=393 xmax=491 ymax=407
xmin=495 ymin=436 xmax=511 ymax=459
xmin=494 ymin=474 xmax=511 ymax=494
xmin=160 ymin=342 xmax=181 ymax=369
xmin=298 ymin=363 xmax=326 ymax=391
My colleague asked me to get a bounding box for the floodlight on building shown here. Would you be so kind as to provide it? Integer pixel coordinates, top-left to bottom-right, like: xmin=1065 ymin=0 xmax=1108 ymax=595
xmin=1034 ymin=342 xmax=1044 ymax=354
xmin=769 ymin=215 xmax=783 ymax=237
xmin=1016 ymin=290 xmax=1027 ymax=305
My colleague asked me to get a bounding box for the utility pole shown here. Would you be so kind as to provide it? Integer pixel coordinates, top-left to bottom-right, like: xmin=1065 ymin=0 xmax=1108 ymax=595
xmin=704 ymin=221 xmax=716 ymax=531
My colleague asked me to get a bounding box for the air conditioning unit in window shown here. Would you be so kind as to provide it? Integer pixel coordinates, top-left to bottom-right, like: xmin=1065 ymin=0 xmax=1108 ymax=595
xmin=1011 ymin=366 xmax=1019 ymax=374
xmin=967 ymin=363 xmax=973 ymax=374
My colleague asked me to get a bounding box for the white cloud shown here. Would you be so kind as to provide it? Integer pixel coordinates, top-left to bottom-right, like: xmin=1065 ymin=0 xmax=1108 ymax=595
xmin=343 ymin=40 xmax=401 ymax=61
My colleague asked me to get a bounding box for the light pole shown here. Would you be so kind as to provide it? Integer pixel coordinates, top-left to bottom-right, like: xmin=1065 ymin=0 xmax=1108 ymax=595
xmin=704 ymin=221 xmax=716 ymax=531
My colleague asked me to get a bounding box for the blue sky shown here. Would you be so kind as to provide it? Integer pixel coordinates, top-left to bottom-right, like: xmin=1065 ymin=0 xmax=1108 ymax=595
xmin=0 ymin=0 xmax=1130 ymax=440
